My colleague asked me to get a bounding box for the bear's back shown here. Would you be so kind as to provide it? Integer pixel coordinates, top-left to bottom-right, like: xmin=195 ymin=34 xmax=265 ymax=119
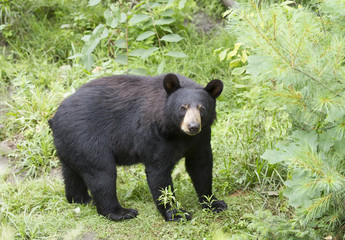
xmin=49 ymin=74 xmax=203 ymax=141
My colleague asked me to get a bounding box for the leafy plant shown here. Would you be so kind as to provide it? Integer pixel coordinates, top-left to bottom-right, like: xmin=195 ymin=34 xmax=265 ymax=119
xmin=229 ymin=210 xmax=319 ymax=240
xmin=158 ymin=186 xmax=189 ymax=221
xmin=73 ymin=0 xmax=191 ymax=73
xmin=224 ymin=0 xmax=345 ymax=234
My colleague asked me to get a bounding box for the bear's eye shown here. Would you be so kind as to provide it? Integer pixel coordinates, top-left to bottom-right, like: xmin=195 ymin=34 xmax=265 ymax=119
xmin=180 ymin=105 xmax=188 ymax=112
xmin=199 ymin=106 xmax=205 ymax=113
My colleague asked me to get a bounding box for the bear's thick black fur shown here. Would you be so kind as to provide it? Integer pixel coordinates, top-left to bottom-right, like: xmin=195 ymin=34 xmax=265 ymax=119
xmin=49 ymin=73 xmax=227 ymax=221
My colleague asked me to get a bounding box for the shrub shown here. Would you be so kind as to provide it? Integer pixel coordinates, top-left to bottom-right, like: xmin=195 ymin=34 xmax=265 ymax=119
xmin=225 ymin=0 xmax=345 ymax=235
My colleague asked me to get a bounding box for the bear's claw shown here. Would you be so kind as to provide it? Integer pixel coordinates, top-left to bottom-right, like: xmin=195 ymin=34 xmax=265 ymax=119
xmin=201 ymin=199 xmax=228 ymax=213
xmin=165 ymin=209 xmax=192 ymax=221
xmin=210 ymin=200 xmax=228 ymax=213
xmin=108 ymin=208 xmax=138 ymax=221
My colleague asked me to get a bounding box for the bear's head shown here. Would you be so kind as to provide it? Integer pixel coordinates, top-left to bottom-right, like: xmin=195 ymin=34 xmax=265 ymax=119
xmin=163 ymin=73 xmax=223 ymax=136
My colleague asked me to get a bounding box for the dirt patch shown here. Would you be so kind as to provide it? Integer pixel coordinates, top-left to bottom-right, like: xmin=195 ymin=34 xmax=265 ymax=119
xmin=0 ymin=140 xmax=17 ymax=180
xmin=0 ymin=155 xmax=9 ymax=176
xmin=186 ymin=11 xmax=223 ymax=34
xmin=193 ymin=11 xmax=221 ymax=33
xmin=49 ymin=166 xmax=63 ymax=180
xmin=82 ymin=232 xmax=97 ymax=240
xmin=229 ymin=189 xmax=251 ymax=197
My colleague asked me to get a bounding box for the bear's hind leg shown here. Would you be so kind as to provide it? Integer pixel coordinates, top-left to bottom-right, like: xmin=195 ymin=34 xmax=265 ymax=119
xmin=61 ymin=163 xmax=92 ymax=204
xmin=82 ymin=163 xmax=138 ymax=221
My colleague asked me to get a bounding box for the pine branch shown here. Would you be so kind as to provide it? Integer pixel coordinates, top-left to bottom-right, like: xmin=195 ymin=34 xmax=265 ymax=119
xmin=293 ymin=68 xmax=336 ymax=96
xmin=242 ymin=11 xmax=337 ymax=96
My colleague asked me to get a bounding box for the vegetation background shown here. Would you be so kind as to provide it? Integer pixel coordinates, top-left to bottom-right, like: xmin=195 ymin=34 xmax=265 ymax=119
xmin=0 ymin=0 xmax=344 ymax=239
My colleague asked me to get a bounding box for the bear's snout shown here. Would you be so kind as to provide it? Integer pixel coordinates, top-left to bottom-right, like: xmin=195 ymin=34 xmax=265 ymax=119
xmin=180 ymin=108 xmax=201 ymax=136
xmin=187 ymin=122 xmax=200 ymax=134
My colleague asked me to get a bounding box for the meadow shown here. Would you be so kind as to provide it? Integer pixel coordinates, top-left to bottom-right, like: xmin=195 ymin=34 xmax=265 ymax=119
xmin=1 ymin=0 xmax=344 ymax=239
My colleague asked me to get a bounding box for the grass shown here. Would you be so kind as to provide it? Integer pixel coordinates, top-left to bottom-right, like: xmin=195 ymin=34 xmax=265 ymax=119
xmin=0 ymin=0 xmax=293 ymax=239
xmin=1 ymin=175 xmax=273 ymax=239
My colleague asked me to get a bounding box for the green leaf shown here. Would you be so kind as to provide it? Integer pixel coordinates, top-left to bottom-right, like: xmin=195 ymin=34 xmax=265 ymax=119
xmin=155 ymin=18 xmax=175 ymax=25
xmin=227 ymin=42 xmax=242 ymax=60
xmin=100 ymin=27 xmax=109 ymax=39
xmin=319 ymin=131 xmax=336 ymax=153
xmin=231 ymin=67 xmax=246 ymax=76
xmin=167 ymin=0 xmax=175 ymax=7
xmin=110 ymin=3 xmax=117 ymax=12
xmin=226 ymin=50 xmax=237 ymax=60
xmin=157 ymin=59 xmax=166 ymax=74
xmin=104 ymin=9 xmax=118 ymax=28
xmin=179 ymin=0 xmax=187 ymax=9
xmin=291 ymin=130 xmax=318 ymax=151
xmin=334 ymin=138 xmax=345 ymax=156
xmin=158 ymin=25 xmax=173 ymax=33
xmin=129 ymin=47 xmax=159 ymax=59
xmin=283 ymin=172 xmax=314 ymax=208
xmin=81 ymin=53 xmax=94 ymax=70
xmin=142 ymin=47 xmax=159 ymax=59
xmin=0 ymin=24 xmax=10 ymax=31
xmin=229 ymin=59 xmax=242 ymax=68
xmin=129 ymin=68 xmax=148 ymax=75
xmin=219 ymin=48 xmax=229 ymax=61
xmin=213 ymin=47 xmax=223 ymax=55
xmin=161 ymin=34 xmax=183 ymax=42
xmin=136 ymin=31 xmax=155 ymax=41
xmin=143 ymin=19 xmax=153 ymax=28
xmin=160 ymin=9 xmax=174 ymax=17
xmin=261 ymin=149 xmax=285 ymax=164
xmin=129 ymin=49 xmax=147 ymax=57
xmin=88 ymin=0 xmax=101 ymax=6
xmin=67 ymin=53 xmax=83 ymax=59
xmin=261 ymin=141 xmax=294 ymax=164
xmin=81 ymin=25 xmax=108 ymax=55
xmin=241 ymin=49 xmax=248 ymax=63
xmin=120 ymin=12 xmax=127 ymax=23
xmin=92 ymin=24 xmax=106 ymax=36
xmin=325 ymin=106 xmax=344 ymax=123
xmin=81 ymin=35 xmax=91 ymax=42
xmin=115 ymin=39 xmax=126 ymax=49
xmin=129 ymin=14 xmax=150 ymax=25
xmin=165 ymin=51 xmax=187 ymax=58
xmin=114 ymin=54 xmax=127 ymax=65
xmin=149 ymin=2 xmax=162 ymax=8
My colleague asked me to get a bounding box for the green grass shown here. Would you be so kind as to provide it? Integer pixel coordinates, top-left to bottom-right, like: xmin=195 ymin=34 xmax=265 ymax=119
xmin=0 ymin=174 xmax=275 ymax=239
xmin=0 ymin=0 xmax=295 ymax=239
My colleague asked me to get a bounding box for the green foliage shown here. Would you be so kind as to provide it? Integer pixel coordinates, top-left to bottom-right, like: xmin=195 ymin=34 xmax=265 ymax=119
xmin=229 ymin=210 xmax=319 ymax=240
xmin=223 ymin=0 xmax=345 ymax=234
xmin=262 ymin=131 xmax=345 ymax=229
xmin=158 ymin=186 xmax=190 ymax=221
xmin=75 ymin=0 xmax=194 ymax=72
xmin=4 ymin=0 xmax=341 ymax=237
xmin=2 ymin=56 xmax=91 ymax=176
xmin=0 ymin=0 xmax=106 ymax=61
xmin=213 ymin=101 xmax=291 ymax=192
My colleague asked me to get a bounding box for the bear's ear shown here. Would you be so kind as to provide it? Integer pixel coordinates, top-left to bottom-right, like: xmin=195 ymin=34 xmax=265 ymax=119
xmin=205 ymin=79 xmax=223 ymax=99
xmin=163 ymin=73 xmax=181 ymax=95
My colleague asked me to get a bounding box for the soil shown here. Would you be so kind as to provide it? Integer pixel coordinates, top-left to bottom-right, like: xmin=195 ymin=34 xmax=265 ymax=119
xmin=190 ymin=11 xmax=223 ymax=33
xmin=0 ymin=140 xmax=16 ymax=180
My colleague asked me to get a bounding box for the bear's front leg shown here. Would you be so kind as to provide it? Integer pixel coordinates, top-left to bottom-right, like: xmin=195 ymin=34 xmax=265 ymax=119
xmin=145 ymin=166 xmax=191 ymax=221
xmin=185 ymin=143 xmax=228 ymax=213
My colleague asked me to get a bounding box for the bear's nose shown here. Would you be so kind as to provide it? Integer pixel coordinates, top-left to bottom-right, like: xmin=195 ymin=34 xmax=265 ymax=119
xmin=187 ymin=122 xmax=200 ymax=134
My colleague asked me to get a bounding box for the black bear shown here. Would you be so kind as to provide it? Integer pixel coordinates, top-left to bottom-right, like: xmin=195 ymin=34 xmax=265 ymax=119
xmin=49 ymin=73 xmax=227 ymax=221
